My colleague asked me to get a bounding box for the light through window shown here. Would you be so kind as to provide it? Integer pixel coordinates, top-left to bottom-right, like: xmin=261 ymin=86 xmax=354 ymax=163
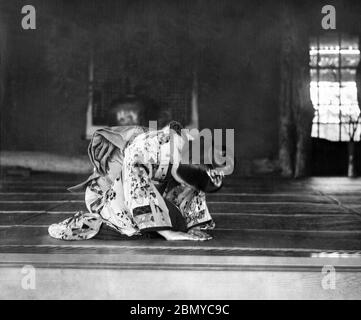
xmin=310 ymin=34 xmax=361 ymax=141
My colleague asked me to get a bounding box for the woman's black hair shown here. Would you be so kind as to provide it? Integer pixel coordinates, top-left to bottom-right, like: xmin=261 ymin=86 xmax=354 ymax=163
xmin=168 ymin=120 xmax=183 ymax=136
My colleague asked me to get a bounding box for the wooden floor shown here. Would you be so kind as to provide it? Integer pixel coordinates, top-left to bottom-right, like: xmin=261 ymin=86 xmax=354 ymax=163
xmin=1 ymin=172 xmax=361 ymax=299
xmin=0 ymin=172 xmax=361 ymax=258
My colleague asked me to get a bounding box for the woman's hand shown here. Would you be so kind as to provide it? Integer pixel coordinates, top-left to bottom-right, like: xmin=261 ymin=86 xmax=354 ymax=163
xmin=208 ymin=169 xmax=224 ymax=188
xmin=157 ymin=230 xmax=212 ymax=241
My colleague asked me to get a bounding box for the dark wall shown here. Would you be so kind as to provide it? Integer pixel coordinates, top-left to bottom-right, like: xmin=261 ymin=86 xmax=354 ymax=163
xmin=1 ymin=0 xmax=361 ymax=174
xmin=0 ymin=0 xmax=90 ymax=156
xmin=197 ymin=1 xmax=281 ymax=164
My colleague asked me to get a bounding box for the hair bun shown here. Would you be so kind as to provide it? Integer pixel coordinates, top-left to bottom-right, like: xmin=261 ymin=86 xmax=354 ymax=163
xmin=168 ymin=121 xmax=183 ymax=136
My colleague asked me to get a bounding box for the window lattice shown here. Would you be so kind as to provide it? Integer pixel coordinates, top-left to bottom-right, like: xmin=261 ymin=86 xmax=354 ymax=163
xmin=310 ymin=33 xmax=361 ymax=141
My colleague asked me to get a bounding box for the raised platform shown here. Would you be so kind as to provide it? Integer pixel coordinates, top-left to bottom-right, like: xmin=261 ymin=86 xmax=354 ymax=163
xmin=0 ymin=173 xmax=361 ymax=299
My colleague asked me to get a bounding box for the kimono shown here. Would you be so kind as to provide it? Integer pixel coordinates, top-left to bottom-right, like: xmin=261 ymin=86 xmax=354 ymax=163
xmin=48 ymin=126 xmax=215 ymax=240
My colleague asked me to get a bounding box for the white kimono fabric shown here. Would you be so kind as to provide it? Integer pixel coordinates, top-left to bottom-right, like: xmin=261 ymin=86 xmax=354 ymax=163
xmin=48 ymin=128 xmax=214 ymax=240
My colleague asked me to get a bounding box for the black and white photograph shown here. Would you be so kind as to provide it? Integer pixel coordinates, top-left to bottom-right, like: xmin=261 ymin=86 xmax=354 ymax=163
xmin=0 ymin=0 xmax=360 ymax=302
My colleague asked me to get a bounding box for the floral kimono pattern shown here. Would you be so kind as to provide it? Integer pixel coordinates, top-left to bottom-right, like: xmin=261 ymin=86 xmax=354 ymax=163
xmin=48 ymin=128 xmax=214 ymax=240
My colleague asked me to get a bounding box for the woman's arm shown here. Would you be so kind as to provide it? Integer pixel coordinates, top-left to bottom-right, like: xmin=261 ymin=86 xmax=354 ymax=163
xmin=170 ymin=134 xmax=188 ymax=185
